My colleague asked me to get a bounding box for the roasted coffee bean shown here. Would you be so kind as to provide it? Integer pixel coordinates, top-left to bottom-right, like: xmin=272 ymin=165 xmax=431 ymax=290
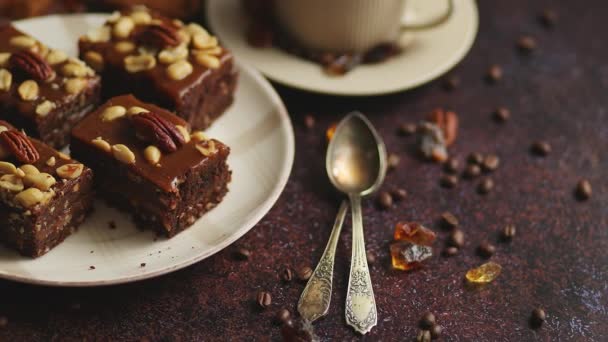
xmin=391 ymin=188 xmax=408 ymax=201
xmin=502 ymin=224 xmax=516 ymax=241
xmin=449 ymin=229 xmax=465 ymax=247
xmin=256 ymin=291 xmax=272 ymax=309
xmin=281 ymin=267 xmax=294 ymax=282
xmin=467 ymin=152 xmax=484 ymax=165
xmin=531 ymin=308 xmax=546 ymax=327
xmin=441 ymin=212 xmax=459 ymax=229
xmin=575 ymin=179 xmax=592 ymax=200
xmin=531 ymin=141 xmax=551 ymax=156
xmin=443 ymin=75 xmax=460 ymax=91
xmin=234 ymin=247 xmax=251 ymax=260
xmin=477 ymin=178 xmax=494 ymax=194
xmin=464 ymin=164 xmax=482 ymax=179
xmin=440 ymin=174 xmax=458 ymax=188
xmin=387 ymin=153 xmax=400 ymax=170
xmin=303 ymin=114 xmax=315 ymax=129
xmin=366 ymin=251 xmax=376 ymax=265
xmin=477 ymin=241 xmax=496 ymax=257
xmin=398 ymin=123 xmax=417 ymax=136
xmin=443 ymin=246 xmax=459 ymax=257
xmin=324 ymin=54 xmax=361 ymax=75
xmin=517 ymin=36 xmax=537 ymax=53
xmin=416 ymin=330 xmax=432 ymax=342
xmin=486 ymin=64 xmax=503 ymax=83
xmin=444 ymin=158 xmax=460 ymax=173
xmin=363 ymin=43 xmax=400 ymax=63
xmin=494 ymin=107 xmax=511 ymax=123
xmin=539 ymin=9 xmax=558 ymax=28
xmin=276 ymin=308 xmax=291 ymax=324
xmin=297 ymin=266 xmax=313 ymax=281
xmin=377 ymin=191 xmax=393 ymax=209
xmin=420 ymin=312 xmax=436 ymax=328
xmin=430 ymin=324 xmax=443 ymax=339
xmin=482 ymin=154 xmax=500 ymax=172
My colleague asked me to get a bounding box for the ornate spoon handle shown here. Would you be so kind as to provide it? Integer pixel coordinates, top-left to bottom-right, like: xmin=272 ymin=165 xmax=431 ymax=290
xmin=345 ymin=195 xmax=377 ymax=334
xmin=297 ymin=201 xmax=348 ymax=322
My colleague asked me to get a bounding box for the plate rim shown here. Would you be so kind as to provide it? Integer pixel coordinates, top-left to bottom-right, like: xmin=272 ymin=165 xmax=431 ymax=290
xmin=1 ymin=14 xmax=295 ymax=287
xmin=206 ymin=0 xmax=479 ymax=96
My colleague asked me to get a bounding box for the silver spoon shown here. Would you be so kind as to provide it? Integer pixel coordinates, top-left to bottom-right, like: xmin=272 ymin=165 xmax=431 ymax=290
xmin=326 ymin=112 xmax=387 ymax=334
xmin=297 ymin=200 xmax=348 ymax=322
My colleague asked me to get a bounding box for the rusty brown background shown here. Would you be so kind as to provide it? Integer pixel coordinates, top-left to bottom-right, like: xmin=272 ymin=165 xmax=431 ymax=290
xmin=0 ymin=0 xmax=607 ymax=340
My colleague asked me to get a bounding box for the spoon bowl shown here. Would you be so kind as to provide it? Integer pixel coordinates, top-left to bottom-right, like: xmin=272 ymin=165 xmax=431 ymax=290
xmin=326 ymin=112 xmax=387 ymax=196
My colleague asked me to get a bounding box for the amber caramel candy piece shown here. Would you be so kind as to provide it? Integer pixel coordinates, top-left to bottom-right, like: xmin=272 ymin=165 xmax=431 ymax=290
xmin=465 ymin=261 xmax=502 ymax=284
xmin=326 ymin=122 xmax=337 ymax=142
xmin=390 ymin=241 xmax=432 ymax=271
xmin=394 ymin=222 xmax=437 ymax=246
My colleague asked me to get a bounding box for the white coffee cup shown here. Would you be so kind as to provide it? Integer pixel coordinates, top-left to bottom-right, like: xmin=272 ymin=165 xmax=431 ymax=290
xmin=274 ymin=0 xmax=454 ymax=52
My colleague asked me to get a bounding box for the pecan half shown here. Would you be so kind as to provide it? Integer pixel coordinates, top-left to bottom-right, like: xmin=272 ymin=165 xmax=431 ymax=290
xmin=0 ymin=129 xmax=39 ymax=163
xmin=9 ymin=50 xmax=54 ymax=81
xmin=135 ymin=24 xmax=181 ymax=49
xmin=131 ymin=112 xmax=185 ymax=152
xmin=427 ymin=108 xmax=458 ymax=147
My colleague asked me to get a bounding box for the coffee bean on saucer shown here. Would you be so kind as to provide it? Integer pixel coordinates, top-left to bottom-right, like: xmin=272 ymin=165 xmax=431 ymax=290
xmin=449 ymin=229 xmax=465 ymax=248
xmin=420 ymin=312 xmax=436 ymax=328
xmin=256 ymin=291 xmax=272 ymax=309
xmin=440 ymin=174 xmax=458 ymax=188
xmin=486 ymin=64 xmax=503 ymax=83
xmin=531 ymin=141 xmax=551 ymax=156
xmin=430 ymin=324 xmax=443 ymax=339
xmin=391 ymin=188 xmax=408 ymax=201
xmin=377 ymin=191 xmax=393 ymax=209
xmin=416 ymin=329 xmax=432 ymax=342
xmin=443 ymin=75 xmax=460 ymax=91
xmin=467 ymin=152 xmax=483 ymax=165
xmin=539 ymin=9 xmax=558 ymax=28
xmin=494 ymin=107 xmax=511 ymax=123
xmin=443 ymin=246 xmax=459 ymax=257
xmin=482 ymin=154 xmax=500 ymax=172
xmin=297 ymin=266 xmax=313 ymax=281
xmin=530 ymin=308 xmax=546 ymax=328
xmin=366 ymin=250 xmax=377 ymax=265
xmin=441 ymin=212 xmax=459 ymax=229
xmin=444 ymin=157 xmax=460 ymax=173
xmin=477 ymin=178 xmax=494 ymax=194
xmin=276 ymin=308 xmax=291 ymax=324
xmin=464 ymin=164 xmax=482 ymax=179
xmin=281 ymin=267 xmax=294 ymax=282
xmin=477 ymin=241 xmax=496 ymax=257
xmin=387 ymin=153 xmax=400 ymax=170
xmin=501 ymin=224 xmax=516 ymax=241
xmin=575 ymin=179 xmax=592 ymax=200
xmin=398 ymin=123 xmax=417 ymax=136
xmin=303 ymin=114 xmax=315 ymax=129
xmin=517 ymin=35 xmax=537 ymax=53
xmin=234 ymin=247 xmax=251 ymax=261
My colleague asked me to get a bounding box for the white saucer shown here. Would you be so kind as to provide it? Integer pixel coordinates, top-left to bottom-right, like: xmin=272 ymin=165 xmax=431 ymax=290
xmin=0 ymin=14 xmax=294 ymax=286
xmin=206 ymin=0 xmax=478 ymax=96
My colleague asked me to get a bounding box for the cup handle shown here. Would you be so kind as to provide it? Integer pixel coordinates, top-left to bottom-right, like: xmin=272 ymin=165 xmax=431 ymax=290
xmin=401 ymin=0 xmax=454 ymax=30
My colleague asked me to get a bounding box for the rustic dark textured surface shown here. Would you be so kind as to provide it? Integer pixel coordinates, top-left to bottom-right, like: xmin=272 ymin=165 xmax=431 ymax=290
xmin=1 ymin=0 xmax=608 ymax=341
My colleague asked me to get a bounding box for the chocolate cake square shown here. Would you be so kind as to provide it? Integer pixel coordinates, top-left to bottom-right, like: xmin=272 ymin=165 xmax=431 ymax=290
xmin=0 ymin=120 xmax=94 ymax=257
xmin=0 ymin=24 xmax=101 ymax=149
xmin=78 ymin=6 xmax=238 ymax=130
xmin=70 ymin=95 xmax=231 ymax=237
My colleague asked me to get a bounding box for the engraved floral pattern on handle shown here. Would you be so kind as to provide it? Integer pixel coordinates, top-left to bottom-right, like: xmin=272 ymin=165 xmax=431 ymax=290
xmin=298 ymin=201 xmax=348 ymax=322
xmin=345 ymin=195 xmax=377 ymax=334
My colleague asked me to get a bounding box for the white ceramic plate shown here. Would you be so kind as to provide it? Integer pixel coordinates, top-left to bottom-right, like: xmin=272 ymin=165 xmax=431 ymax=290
xmin=207 ymin=0 xmax=478 ymax=96
xmin=0 ymin=14 xmax=294 ymax=286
